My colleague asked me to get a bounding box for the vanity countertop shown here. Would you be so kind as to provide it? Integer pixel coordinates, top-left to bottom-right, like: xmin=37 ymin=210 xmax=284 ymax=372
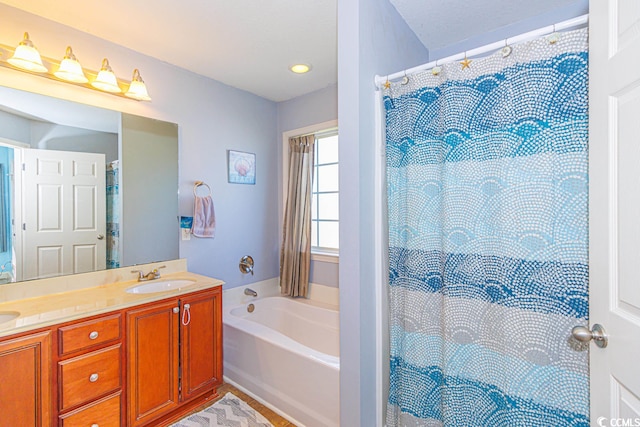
xmin=0 ymin=271 xmax=223 ymax=338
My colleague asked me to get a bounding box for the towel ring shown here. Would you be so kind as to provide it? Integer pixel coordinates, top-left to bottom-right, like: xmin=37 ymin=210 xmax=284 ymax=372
xmin=193 ymin=181 xmax=211 ymax=197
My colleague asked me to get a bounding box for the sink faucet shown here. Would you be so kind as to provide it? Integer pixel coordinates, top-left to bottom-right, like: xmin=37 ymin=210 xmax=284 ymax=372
xmin=244 ymin=288 xmax=258 ymax=297
xmin=132 ymin=265 xmax=166 ymax=281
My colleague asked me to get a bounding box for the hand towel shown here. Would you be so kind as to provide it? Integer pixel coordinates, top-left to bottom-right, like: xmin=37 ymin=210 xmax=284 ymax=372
xmin=191 ymin=195 xmax=216 ymax=238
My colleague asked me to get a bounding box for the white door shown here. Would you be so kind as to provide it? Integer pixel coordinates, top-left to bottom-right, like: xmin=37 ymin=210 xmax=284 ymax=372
xmin=589 ymin=0 xmax=640 ymax=423
xmin=22 ymin=149 xmax=106 ymax=280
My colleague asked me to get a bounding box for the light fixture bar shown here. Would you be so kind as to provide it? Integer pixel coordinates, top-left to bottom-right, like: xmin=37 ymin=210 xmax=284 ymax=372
xmin=0 ymin=41 xmax=151 ymax=101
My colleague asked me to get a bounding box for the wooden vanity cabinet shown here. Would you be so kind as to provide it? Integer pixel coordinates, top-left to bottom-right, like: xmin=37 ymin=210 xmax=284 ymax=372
xmin=55 ymin=312 xmax=125 ymax=427
xmin=0 ymin=330 xmax=52 ymax=427
xmin=180 ymin=289 xmax=223 ymax=400
xmin=127 ymin=287 xmax=222 ymax=427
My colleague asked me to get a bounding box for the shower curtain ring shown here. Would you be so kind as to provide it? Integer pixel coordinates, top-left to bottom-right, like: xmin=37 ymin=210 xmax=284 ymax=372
xmin=401 ymin=71 xmax=409 ymax=85
xmin=548 ymin=24 xmax=560 ymax=44
xmin=432 ymin=59 xmax=441 ymax=76
xmin=501 ymin=39 xmax=512 ymax=58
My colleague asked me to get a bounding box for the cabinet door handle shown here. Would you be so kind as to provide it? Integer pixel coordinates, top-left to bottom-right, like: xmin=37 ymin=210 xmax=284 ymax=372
xmin=89 ymin=331 xmax=99 ymax=340
xmin=89 ymin=373 xmax=99 ymax=382
xmin=173 ymin=307 xmax=179 ymax=314
xmin=91 ymin=424 xmax=99 ymax=427
xmin=182 ymin=303 xmax=191 ymax=326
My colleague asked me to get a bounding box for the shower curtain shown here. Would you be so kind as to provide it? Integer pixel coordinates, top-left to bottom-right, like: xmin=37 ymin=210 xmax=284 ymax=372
xmin=106 ymin=160 xmax=120 ymax=269
xmin=384 ymin=28 xmax=589 ymax=426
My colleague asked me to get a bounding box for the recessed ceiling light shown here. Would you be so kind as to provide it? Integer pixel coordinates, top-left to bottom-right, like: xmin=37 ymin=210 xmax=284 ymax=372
xmin=290 ymin=64 xmax=311 ymax=74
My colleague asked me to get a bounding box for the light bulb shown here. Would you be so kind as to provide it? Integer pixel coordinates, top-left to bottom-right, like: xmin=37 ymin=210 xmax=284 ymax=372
xmin=53 ymin=46 xmax=88 ymax=83
xmin=8 ymin=32 xmax=48 ymax=73
xmin=91 ymin=58 xmax=121 ymax=93
xmin=125 ymin=69 xmax=151 ymax=101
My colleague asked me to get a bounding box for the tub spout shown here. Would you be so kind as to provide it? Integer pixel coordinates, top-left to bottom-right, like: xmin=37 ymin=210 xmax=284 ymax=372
xmin=244 ymin=288 xmax=258 ymax=297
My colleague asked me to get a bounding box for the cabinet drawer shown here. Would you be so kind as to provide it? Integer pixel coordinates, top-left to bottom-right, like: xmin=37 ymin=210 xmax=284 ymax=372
xmin=59 ymin=313 xmax=121 ymax=355
xmin=59 ymin=344 xmax=121 ymax=411
xmin=59 ymin=392 xmax=121 ymax=427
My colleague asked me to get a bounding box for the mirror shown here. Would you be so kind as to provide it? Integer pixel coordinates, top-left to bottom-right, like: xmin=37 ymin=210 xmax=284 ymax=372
xmin=0 ymin=85 xmax=179 ymax=283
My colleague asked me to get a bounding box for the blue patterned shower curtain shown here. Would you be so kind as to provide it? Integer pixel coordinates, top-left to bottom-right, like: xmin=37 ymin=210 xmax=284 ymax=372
xmin=384 ymin=28 xmax=589 ymax=426
xmin=106 ymin=160 xmax=120 ymax=269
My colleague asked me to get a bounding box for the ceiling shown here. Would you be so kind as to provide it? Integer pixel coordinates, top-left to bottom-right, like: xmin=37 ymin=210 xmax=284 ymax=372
xmin=389 ymin=0 xmax=581 ymax=51
xmin=2 ymin=0 xmax=581 ymax=103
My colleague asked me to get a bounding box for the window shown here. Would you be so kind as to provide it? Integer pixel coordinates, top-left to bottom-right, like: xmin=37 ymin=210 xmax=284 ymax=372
xmin=312 ymin=131 xmax=339 ymax=253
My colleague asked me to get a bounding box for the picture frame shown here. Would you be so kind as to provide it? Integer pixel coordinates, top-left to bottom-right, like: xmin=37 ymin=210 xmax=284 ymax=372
xmin=227 ymin=150 xmax=256 ymax=185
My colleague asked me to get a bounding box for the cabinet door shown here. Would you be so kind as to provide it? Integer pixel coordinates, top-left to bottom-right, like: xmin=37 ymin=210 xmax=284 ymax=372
xmin=0 ymin=330 xmax=51 ymax=427
xmin=180 ymin=288 xmax=223 ymax=401
xmin=127 ymin=299 xmax=179 ymax=427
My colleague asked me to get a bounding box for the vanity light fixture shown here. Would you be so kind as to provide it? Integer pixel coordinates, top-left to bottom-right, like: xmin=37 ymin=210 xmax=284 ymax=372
xmin=125 ymin=69 xmax=151 ymax=101
xmin=290 ymin=63 xmax=311 ymax=74
xmin=91 ymin=58 xmax=121 ymax=93
xmin=53 ymin=46 xmax=88 ymax=83
xmin=7 ymin=32 xmax=48 ymax=73
xmin=0 ymin=32 xmax=152 ymax=101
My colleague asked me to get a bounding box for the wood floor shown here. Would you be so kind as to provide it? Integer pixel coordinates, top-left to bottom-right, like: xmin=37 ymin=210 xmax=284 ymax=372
xmin=184 ymin=383 xmax=297 ymax=427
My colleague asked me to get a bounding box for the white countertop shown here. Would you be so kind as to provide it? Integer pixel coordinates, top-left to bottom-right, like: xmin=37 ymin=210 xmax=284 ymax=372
xmin=0 ymin=270 xmax=223 ymax=338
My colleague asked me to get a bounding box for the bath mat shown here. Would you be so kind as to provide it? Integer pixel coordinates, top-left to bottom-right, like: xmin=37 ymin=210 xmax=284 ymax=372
xmin=170 ymin=392 xmax=274 ymax=427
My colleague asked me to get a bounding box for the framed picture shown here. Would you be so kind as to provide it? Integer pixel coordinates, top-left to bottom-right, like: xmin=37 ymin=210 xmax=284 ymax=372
xmin=227 ymin=150 xmax=256 ymax=185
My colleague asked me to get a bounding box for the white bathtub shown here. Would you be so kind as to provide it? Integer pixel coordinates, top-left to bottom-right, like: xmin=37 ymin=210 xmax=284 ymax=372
xmin=223 ymin=296 xmax=340 ymax=427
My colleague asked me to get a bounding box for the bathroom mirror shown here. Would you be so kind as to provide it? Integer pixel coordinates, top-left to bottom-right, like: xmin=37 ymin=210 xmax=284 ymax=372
xmin=0 ymin=85 xmax=179 ymax=283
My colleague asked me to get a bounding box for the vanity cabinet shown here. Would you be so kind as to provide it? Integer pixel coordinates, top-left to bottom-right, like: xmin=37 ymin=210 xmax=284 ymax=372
xmin=127 ymin=287 xmax=222 ymax=427
xmin=180 ymin=290 xmax=223 ymax=400
xmin=55 ymin=312 xmax=125 ymax=427
xmin=0 ymin=330 xmax=52 ymax=427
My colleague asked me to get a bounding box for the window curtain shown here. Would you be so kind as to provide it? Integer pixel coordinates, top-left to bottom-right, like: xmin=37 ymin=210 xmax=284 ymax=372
xmin=384 ymin=28 xmax=589 ymax=426
xmin=280 ymin=135 xmax=315 ymax=297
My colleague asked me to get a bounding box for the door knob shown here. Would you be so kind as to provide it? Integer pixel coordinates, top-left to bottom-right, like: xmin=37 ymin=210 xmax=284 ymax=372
xmin=97 ymin=234 xmax=105 ymax=240
xmin=571 ymin=324 xmax=608 ymax=348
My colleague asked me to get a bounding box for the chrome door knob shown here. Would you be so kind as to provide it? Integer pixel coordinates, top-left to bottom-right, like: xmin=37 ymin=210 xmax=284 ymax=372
xmin=571 ymin=324 xmax=608 ymax=348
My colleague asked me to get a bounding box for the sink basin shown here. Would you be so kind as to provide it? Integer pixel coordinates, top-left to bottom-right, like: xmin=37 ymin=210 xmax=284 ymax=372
xmin=126 ymin=279 xmax=197 ymax=294
xmin=0 ymin=311 xmax=19 ymax=324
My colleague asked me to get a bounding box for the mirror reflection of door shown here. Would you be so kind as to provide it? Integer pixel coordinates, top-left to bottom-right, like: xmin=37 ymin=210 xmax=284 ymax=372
xmin=21 ymin=148 xmax=106 ymax=280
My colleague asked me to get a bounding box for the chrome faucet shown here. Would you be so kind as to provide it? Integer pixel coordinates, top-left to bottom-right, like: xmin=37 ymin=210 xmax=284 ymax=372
xmin=131 ymin=265 xmax=166 ymax=281
xmin=244 ymin=288 xmax=258 ymax=297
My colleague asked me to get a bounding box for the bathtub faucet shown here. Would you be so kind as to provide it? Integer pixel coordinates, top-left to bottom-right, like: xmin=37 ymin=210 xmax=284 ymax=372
xmin=244 ymin=288 xmax=258 ymax=297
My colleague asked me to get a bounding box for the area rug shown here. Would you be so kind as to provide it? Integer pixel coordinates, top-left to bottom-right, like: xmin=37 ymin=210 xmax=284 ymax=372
xmin=170 ymin=392 xmax=274 ymax=427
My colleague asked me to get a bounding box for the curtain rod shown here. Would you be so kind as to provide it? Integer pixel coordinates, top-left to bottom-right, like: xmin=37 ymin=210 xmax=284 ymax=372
xmin=374 ymin=13 xmax=589 ymax=88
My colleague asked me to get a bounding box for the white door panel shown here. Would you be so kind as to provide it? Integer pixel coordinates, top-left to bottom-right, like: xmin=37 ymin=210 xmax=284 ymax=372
xmin=590 ymin=0 xmax=640 ymax=422
xmin=22 ymin=149 xmax=106 ymax=280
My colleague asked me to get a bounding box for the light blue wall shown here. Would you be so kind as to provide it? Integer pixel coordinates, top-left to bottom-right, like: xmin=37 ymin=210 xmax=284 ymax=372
xmin=178 ymin=80 xmax=279 ymax=289
xmin=0 ymin=110 xmax=30 ymax=142
xmin=277 ymin=84 xmax=337 ymax=133
xmin=277 ymin=84 xmax=339 ymax=288
xmin=337 ymin=0 xmax=429 ymax=425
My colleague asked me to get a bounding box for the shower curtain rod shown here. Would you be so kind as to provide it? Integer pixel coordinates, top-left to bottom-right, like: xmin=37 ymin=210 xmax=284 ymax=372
xmin=374 ymin=13 xmax=589 ymax=88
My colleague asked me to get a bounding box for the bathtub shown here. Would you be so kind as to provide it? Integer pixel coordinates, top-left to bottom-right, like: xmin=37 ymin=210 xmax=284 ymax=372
xmin=223 ymin=296 xmax=340 ymax=427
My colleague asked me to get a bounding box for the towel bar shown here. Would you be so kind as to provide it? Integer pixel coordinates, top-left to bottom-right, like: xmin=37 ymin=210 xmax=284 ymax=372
xmin=193 ymin=180 xmax=211 ymax=197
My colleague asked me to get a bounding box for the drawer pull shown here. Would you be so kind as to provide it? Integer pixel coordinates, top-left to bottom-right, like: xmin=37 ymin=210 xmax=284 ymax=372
xmin=89 ymin=373 xmax=99 ymax=383
xmin=91 ymin=424 xmax=99 ymax=427
xmin=89 ymin=331 xmax=99 ymax=340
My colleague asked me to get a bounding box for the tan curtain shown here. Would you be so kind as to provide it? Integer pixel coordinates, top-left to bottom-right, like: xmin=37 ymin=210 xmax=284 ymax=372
xmin=280 ymin=135 xmax=315 ymax=297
